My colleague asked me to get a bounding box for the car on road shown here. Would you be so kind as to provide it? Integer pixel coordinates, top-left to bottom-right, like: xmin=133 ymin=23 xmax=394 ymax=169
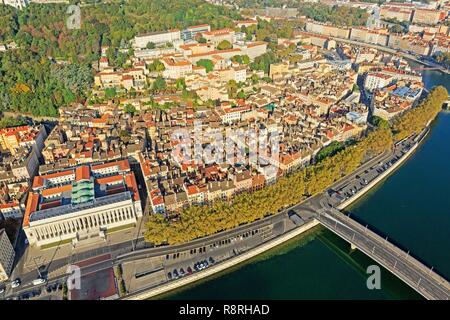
xmin=32 ymin=278 xmax=47 ymax=286
xmin=11 ymin=278 xmax=21 ymax=288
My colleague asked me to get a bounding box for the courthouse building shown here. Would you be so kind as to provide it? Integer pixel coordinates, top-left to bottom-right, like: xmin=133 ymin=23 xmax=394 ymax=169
xmin=23 ymin=159 xmax=143 ymax=247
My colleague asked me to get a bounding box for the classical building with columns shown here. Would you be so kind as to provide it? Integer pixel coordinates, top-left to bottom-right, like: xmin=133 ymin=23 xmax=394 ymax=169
xmin=23 ymin=159 xmax=143 ymax=247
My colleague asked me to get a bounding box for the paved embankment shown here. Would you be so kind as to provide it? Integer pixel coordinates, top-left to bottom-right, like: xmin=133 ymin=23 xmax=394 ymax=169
xmin=122 ymin=220 xmax=320 ymax=300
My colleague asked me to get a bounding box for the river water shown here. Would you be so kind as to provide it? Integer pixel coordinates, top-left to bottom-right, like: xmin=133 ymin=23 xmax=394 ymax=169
xmin=164 ymin=70 xmax=450 ymax=300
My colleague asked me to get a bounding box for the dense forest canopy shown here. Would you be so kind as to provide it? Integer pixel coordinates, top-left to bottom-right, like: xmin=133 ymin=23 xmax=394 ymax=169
xmin=237 ymin=1 xmax=369 ymax=27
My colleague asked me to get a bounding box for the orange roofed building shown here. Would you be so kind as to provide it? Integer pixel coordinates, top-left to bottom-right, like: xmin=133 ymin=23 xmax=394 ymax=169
xmin=23 ymin=159 xmax=142 ymax=247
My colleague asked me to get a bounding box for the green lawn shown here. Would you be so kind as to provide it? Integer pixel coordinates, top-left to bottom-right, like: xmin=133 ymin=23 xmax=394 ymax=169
xmin=106 ymin=223 xmax=136 ymax=235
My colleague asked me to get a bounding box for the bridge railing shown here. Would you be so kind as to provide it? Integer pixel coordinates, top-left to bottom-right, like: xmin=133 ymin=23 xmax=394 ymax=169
xmin=317 ymin=210 xmax=450 ymax=299
xmin=326 ymin=208 xmax=450 ymax=290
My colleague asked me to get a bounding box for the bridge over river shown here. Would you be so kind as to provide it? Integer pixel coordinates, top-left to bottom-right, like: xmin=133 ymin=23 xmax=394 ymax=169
xmin=316 ymin=207 xmax=450 ymax=300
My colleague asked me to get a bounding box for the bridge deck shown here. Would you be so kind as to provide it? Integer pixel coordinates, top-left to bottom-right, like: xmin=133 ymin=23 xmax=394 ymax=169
xmin=316 ymin=208 xmax=450 ymax=300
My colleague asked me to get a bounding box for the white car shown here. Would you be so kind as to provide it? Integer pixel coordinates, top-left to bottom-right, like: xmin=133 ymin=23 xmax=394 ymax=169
xmin=11 ymin=279 xmax=21 ymax=288
xmin=32 ymin=278 xmax=47 ymax=286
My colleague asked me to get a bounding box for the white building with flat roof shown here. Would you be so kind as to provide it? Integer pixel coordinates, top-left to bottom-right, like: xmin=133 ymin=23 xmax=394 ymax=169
xmin=2 ymin=0 xmax=28 ymax=9
xmin=132 ymin=30 xmax=181 ymax=49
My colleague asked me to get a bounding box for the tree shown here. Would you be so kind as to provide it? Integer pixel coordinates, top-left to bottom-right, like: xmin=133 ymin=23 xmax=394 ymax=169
xmin=152 ymin=76 xmax=166 ymax=92
xmin=0 ymin=116 xmax=27 ymax=129
xmin=175 ymin=78 xmax=186 ymax=91
xmin=104 ymin=88 xmax=117 ymax=99
xmin=217 ymin=40 xmax=232 ymax=50
xmin=389 ymin=25 xmax=403 ymax=34
xmin=226 ymin=80 xmax=238 ymax=98
xmin=198 ymin=37 xmax=207 ymax=44
xmin=124 ymin=104 xmax=136 ymax=115
xmin=146 ymin=42 xmax=156 ymax=49
xmin=148 ymin=59 xmax=166 ymax=72
xmin=196 ymin=59 xmax=214 ymax=73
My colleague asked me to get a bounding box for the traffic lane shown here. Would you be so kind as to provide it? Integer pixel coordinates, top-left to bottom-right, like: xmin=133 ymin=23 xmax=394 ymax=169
xmin=320 ymin=211 xmax=450 ymax=299
xmin=118 ymin=214 xmax=288 ymax=263
xmin=119 ymin=211 xmax=287 ymax=257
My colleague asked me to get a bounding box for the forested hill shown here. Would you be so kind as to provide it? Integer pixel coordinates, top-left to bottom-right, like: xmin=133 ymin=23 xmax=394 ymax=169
xmin=0 ymin=0 xmax=241 ymax=116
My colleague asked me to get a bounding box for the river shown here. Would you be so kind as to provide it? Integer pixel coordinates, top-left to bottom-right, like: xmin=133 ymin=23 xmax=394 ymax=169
xmin=163 ymin=69 xmax=450 ymax=300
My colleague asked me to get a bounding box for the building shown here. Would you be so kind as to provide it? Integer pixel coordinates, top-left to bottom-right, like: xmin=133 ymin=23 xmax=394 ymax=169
xmin=182 ymin=24 xmax=211 ymax=41
xmin=380 ymin=5 xmax=413 ymax=22
xmin=23 ymin=159 xmax=143 ymax=247
xmin=269 ymin=62 xmax=289 ymax=79
xmin=0 ymin=228 xmax=15 ymax=282
xmin=161 ymin=58 xmax=193 ymax=79
xmin=305 ymin=21 xmax=350 ymax=39
xmin=0 ymin=125 xmax=47 ymax=156
xmin=0 ymin=202 xmax=23 ymax=220
xmin=132 ymin=30 xmax=181 ymax=49
xmin=202 ymin=28 xmax=235 ymax=47
xmin=1 ymin=0 xmax=28 ymax=9
xmin=364 ymin=72 xmax=393 ymax=91
xmin=412 ymin=9 xmax=446 ymax=25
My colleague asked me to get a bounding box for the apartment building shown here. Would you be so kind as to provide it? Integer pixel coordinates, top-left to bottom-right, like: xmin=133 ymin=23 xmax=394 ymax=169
xmin=412 ymin=8 xmax=446 ymax=25
xmin=364 ymin=72 xmax=393 ymax=91
xmin=133 ymin=30 xmax=181 ymax=49
xmin=0 ymin=229 xmax=15 ymax=282
xmin=202 ymin=28 xmax=235 ymax=47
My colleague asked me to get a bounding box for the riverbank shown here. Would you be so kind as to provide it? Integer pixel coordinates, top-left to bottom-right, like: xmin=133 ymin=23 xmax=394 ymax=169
xmin=122 ymin=219 xmax=320 ymax=300
xmin=337 ymin=128 xmax=429 ymax=210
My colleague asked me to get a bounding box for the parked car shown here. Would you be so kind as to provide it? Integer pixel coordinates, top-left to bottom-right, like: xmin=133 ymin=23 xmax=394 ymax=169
xmin=167 ymin=272 xmax=172 ymax=280
xmin=11 ymin=278 xmax=21 ymax=288
xmin=209 ymin=257 xmax=215 ymax=264
xmin=32 ymin=278 xmax=47 ymax=286
xmin=187 ymin=267 xmax=193 ymax=274
xmin=179 ymin=268 xmax=185 ymax=276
